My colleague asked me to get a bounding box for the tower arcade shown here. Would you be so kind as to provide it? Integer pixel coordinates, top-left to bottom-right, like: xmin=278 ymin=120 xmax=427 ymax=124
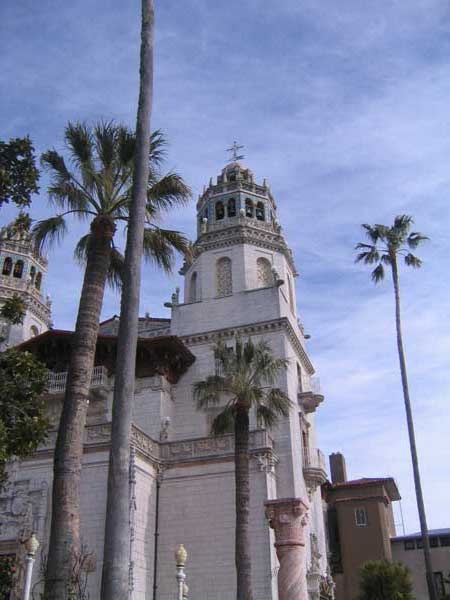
xmin=0 ymin=215 xmax=51 ymax=349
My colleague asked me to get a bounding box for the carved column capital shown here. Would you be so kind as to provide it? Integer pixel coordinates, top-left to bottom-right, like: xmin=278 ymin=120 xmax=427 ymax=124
xmin=265 ymin=497 xmax=309 ymax=600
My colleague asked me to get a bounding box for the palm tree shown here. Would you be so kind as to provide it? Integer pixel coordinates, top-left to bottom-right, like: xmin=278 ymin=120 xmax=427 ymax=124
xmin=101 ymin=1 xmax=155 ymax=597
xmin=34 ymin=121 xmax=190 ymax=599
xmin=355 ymin=215 xmax=436 ymax=600
xmin=194 ymin=337 xmax=292 ymax=600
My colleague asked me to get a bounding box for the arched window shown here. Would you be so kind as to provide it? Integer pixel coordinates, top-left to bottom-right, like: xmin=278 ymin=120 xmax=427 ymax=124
xmin=30 ymin=325 xmax=39 ymax=337
xmin=256 ymin=257 xmax=273 ymax=288
xmin=189 ymin=272 xmax=198 ymax=303
xmin=215 ymin=201 xmax=225 ymax=221
xmin=287 ymin=275 xmax=295 ymax=312
xmin=217 ymin=257 xmax=232 ymax=297
xmin=35 ymin=272 xmax=42 ymax=290
xmin=2 ymin=257 xmax=12 ymax=276
xmin=245 ymin=199 xmax=254 ymax=218
xmin=227 ymin=198 xmax=236 ymax=218
xmin=13 ymin=260 xmax=24 ymax=278
xmin=29 ymin=266 xmax=36 ymax=284
xmin=256 ymin=201 xmax=265 ymax=221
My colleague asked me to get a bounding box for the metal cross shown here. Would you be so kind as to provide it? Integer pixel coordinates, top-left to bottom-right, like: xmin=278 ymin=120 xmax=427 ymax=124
xmin=226 ymin=141 xmax=245 ymax=162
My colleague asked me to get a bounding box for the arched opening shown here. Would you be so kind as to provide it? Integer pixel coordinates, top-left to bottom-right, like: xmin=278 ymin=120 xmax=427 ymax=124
xmin=256 ymin=257 xmax=273 ymax=288
xmin=189 ymin=272 xmax=198 ymax=303
xmin=2 ymin=257 xmax=12 ymax=276
xmin=227 ymin=198 xmax=236 ymax=218
xmin=29 ymin=266 xmax=36 ymax=284
xmin=13 ymin=260 xmax=24 ymax=278
xmin=215 ymin=201 xmax=225 ymax=221
xmin=245 ymin=199 xmax=254 ymax=218
xmin=216 ymin=257 xmax=232 ymax=297
xmin=30 ymin=325 xmax=39 ymax=337
xmin=35 ymin=272 xmax=42 ymax=290
xmin=256 ymin=201 xmax=265 ymax=221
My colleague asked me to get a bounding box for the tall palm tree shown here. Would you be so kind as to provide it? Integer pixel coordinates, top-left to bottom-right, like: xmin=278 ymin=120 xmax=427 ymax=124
xmin=194 ymin=337 xmax=292 ymax=600
xmin=101 ymin=1 xmax=155 ymax=597
xmin=355 ymin=215 xmax=436 ymax=600
xmin=34 ymin=121 xmax=190 ymax=599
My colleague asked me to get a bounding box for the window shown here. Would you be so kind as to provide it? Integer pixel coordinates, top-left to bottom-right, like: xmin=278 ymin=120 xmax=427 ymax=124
xmin=416 ymin=538 xmax=423 ymax=549
xmin=189 ymin=272 xmax=198 ymax=303
xmin=430 ymin=536 xmax=439 ymax=548
xmin=439 ymin=536 xmax=450 ymax=547
xmin=35 ymin=272 xmax=42 ymax=290
xmin=30 ymin=325 xmax=39 ymax=337
xmin=215 ymin=201 xmax=225 ymax=221
xmin=404 ymin=540 xmax=415 ymax=551
xmin=2 ymin=257 xmax=12 ymax=276
xmin=227 ymin=198 xmax=236 ymax=217
xmin=256 ymin=201 xmax=265 ymax=221
xmin=287 ymin=275 xmax=295 ymax=312
xmin=256 ymin=257 xmax=273 ymax=288
xmin=434 ymin=572 xmax=445 ymax=596
xmin=13 ymin=260 xmax=24 ymax=278
xmin=216 ymin=257 xmax=232 ymax=297
xmin=355 ymin=507 xmax=368 ymax=527
xmin=29 ymin=265 xmax=36 ymax=284
xmin=245 ymin=198 xmax=254 ymax=218
xmin=297 ymin=364 xmax=303 ymax=393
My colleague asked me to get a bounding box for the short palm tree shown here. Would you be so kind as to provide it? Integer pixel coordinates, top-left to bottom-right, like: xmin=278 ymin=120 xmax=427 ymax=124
xmin=34 ymin=121 xmax=190 ymax=599
xmin=194 ymin=337 xmax=292 ymax=600
xmin=355 ymin=215 xmax=436 ymax=600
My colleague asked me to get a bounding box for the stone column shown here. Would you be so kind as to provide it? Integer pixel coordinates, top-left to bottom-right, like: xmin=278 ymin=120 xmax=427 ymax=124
xmin=265 ymin=498 xmax=309 ymax=600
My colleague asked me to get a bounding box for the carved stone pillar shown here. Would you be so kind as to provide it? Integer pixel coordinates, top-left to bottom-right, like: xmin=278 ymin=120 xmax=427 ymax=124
xmin=265 ymin=498 xmax=309 ymax=600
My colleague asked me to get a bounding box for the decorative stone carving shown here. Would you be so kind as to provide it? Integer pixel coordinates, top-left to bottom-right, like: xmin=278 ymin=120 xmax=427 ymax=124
xmin=257 ymin=257 xmax=274 ymax=288
xmin=265 ymin=498 xmax=309 ymax=600
xmin=216 ymin=257 xmax=232 ymax=297
xmin=307 ymin=533 xmax=322 ymax=600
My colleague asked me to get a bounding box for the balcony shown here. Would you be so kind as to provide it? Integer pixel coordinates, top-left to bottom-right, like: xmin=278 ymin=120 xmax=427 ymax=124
xmin=298 ymin=377 xmax=324 ymax=413
xmin=302 ymin=446 xmax=328 ymax=489
xmin=47 ymin=365 xmax=110 ymax=394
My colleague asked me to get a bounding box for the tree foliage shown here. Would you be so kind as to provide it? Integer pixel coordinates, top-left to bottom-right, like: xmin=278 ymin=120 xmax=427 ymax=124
xmin=359 ymin=560 xmax=414 ymax=600
xmin=0 ymin=294 xmax=27 ymax=325
xmin=0 ymin=349 xmax=48 ymax=485
xmin=0 ymin=137 xmax=40 ymax=208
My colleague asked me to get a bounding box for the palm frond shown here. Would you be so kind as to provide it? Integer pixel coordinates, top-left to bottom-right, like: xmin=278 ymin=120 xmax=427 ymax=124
xmin=117 ymin=126 xmax=136 ymax=168
xmin=407 ymin=232 xmax=429 ymax=249
xmin=142 ymin=228 xmax=188 ymax=273
xmin=94 ymin=120 xmax=117 ymax=170
xmin=74 ymin=233 xmax=91 ymax=265
xmin=148 ymin=130 xmax=167 ymax=166
xmin=404 ymin=253 xmax=422 ymax=268
xmin=256 ymin=405 xmax=279 ymax=429
xmin=65 ymin=122 xmax=95 ymax=190
xmin=393 ymin=214 xmax=414 ymax=234
xmin=362 ymin=224 xmax=381 ymax=244
xmin=355 ymin=246 xmax=380 ymax=265
xmin=264 ymin=388 xmax=292 ymax=418
xmin=32 ymin=216 xmax=67 ymax=252
xmin=107 ymin=247 xmax=125 ymax=290
xmin=193 ymin=376 xmax=226 ymax=409
xmin=147 ymin=172 xmax=191 ymax=212
xmin=380 ymin=254 xmax=392 ymax=265
xmin=211 ymin=406 xmax=235 ymax=436
xmin=371 ymin=263 xmax=385 ymax=283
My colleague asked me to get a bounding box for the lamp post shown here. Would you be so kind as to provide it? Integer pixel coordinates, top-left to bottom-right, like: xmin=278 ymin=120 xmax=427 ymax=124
xmin=174 ymin=544 xmax=187 ymax=600
xmin=22 ymin=533 xmax=39 ymax=600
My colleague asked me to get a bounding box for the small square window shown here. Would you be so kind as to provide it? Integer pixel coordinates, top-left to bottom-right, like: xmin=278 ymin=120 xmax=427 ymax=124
xmin=355 ymin=507 xmax=368 ymax=527
xmin=430 ymin=537 xmax=439 ymax=548
xmin=417 ymin=538 xmax=423 ymax=549
xmin=404 ymin=540 xmax=415 ymax=551
xmin=439 ymin=536 xmax=450 ymax=547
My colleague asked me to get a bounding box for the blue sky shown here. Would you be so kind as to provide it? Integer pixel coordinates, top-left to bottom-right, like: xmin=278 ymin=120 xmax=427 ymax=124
xmin=1 ymin=0 xmax=449 ymax=534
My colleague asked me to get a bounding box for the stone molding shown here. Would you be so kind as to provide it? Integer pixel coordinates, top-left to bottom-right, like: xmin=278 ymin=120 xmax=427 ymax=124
xmin=181 ymin=317 xmax=315 ymax=375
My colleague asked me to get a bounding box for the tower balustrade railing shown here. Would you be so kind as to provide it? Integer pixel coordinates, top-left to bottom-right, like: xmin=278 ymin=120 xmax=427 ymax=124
xmin=47 ymin=365 xmax=109 ymax=394
xmin=302 ymin=446 xmax=327 ymax=473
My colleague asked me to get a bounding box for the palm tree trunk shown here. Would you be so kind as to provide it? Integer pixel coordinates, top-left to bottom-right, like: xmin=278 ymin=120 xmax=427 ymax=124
xmin=101 ymin=1 xmax=154 ymax=598
xmin=235 ymin=408 xmax=253 ymax=600
xmin=45 ymin=216 xmax=114 ymax=599
xmin=391 ymin=255 xmax=437 ymax=600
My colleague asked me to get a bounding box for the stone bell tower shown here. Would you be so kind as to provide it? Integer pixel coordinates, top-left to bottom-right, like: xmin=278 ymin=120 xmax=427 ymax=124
xmin=0 ymin=215 xmax=51 ymax=350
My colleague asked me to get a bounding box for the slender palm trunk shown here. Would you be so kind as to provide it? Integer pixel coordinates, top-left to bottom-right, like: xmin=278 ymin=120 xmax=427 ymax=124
xmin=391 ymin=255 xmax=437 ymax=600
xmin=45 ymin=216 xmax=114 ymax=599
xmin=101 ymin=2 xmax=154 ymax=598
xmin=235 ymin=409 xmax=253 ymax=600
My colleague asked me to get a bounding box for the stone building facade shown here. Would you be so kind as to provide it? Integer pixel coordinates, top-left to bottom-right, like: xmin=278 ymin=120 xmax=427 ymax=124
xmin=0 ymin=162 xmax=333 ymax=599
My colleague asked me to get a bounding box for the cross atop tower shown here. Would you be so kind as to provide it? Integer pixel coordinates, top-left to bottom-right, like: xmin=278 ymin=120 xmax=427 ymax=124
xmin=226 ymin=141 xmax=245 ymax=163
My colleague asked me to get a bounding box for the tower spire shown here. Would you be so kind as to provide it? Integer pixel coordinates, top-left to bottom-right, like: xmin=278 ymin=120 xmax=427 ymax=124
xmin=226 ymin=141 xmax=245 ymax=163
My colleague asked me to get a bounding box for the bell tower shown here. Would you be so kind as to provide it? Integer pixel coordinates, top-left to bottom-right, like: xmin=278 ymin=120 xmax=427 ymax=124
xmin=0 ymin=215 xmax=51 ymax=349
xmin=171 ymin=160 xmax=301 ymax=339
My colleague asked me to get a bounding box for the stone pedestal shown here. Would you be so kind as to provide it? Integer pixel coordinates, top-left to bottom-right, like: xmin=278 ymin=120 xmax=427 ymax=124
xmin=265 ymin=498 xmax=309 ymax=600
